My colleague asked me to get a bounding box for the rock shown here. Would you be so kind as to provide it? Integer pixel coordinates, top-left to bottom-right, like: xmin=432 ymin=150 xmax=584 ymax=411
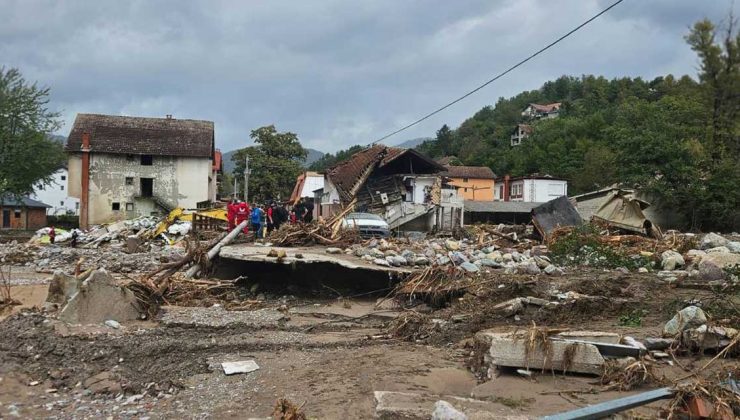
xmin=59 ymin=269 xmax=144 ymax=325
xmin=517 ymin=261 xmax=540 ymax=275
xmin=533 ymin=256 xmax=550 ymax=269
xmin=638 ymin=267 xmax=649 ymax=273
xmin=475 ymin=330 xmax=605 ymax=375
xmin=726 ymin=241 xmax=740 ymax=253
xmin=445 ymin=240 xmax=460 ymax=251
xmin=459 ymin=262 xmax=479 ymax=273
xmin=663 ymin=306 xmax=707 ymax=337
xmin=373 ymin=258 xmax=391 ymax=267
xmin=371 ymin=248 xmax=386 ymax=258
xmin=502 ymin=253 xmax=513 ymax=263
xmin=437 ymin=256 xmax=450 ymax=265
xmin=362 ymin=255 xmax=374 ymax=261
xmin=491 ymin=298 xmax=524 ymax=317
xmin=221 ymin=360 xmax=259 ymax=375
xmin=104 ymin=320 xmax=121 ymax=329
xmin=544 ymin=264 xmax=564 ymax=276
xmin=388 ymin=256 xmax=407 ymax=267
xmin=643 ymin=337 xmax=675 ymax=350
xmin=374 ymin=391 xmax=502 ymax=420
xmin=125 ymin=236 xmax=143 ymax=253
xmin=325 ymin=247 xmax=342 ymax=254
xmin=354 ymin=248 xmax=369 ymax=257
xmin=384 ymin=249 xmax=398 ymax=257
xmin=682 ymin=325 xmax=738 ymax=351
xmin=621 ymin=336 xmax=647 ymax=350
xmin=687 ymin=249 xmax=706 ymax=259
xmin=479 ymin=259 xmax=501 ymax=268
xmin=701 ymin=232 xmax=728 ymax=250
xmin=706 ymin=246 xmax=730 ymax=254
xmin=698 ymin=252 xmax=740 ymax=281
xmin=413 ymin=257 xmax=430 ymax=266
xmin=84 ymin=371 xmax=121 ymax=394
xmin=431 ymin=401 xmax=467 ymax=420
xmin=661 ymin=250 xmax=685 ymax=271
xmin=449 ymin=251 xmax=468 ymax=264
xmin=267 ymin=248 xmax=287 ymax=258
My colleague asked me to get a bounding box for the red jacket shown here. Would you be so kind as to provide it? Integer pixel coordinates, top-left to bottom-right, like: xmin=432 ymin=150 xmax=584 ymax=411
xmin=235 ymin=203 xmax=250 ymax=221
xmin=227 ymin=203 xmax=237 ymax=220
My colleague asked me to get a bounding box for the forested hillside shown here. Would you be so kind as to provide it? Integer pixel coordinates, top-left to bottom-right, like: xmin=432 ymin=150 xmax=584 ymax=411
xmin=417 ymin=18 xmax=739 ymax=231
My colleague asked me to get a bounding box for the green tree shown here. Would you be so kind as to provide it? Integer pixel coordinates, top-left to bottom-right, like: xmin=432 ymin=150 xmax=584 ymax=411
xmin=0 ymin=67 xmax=65 ymax=196
xmin=308 ymin=144 xmax=365 ymax=172
xmin=232 ymin=125 xmax=306 ymax=202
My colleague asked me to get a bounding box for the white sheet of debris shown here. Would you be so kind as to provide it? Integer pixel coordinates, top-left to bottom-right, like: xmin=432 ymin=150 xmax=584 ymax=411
xmin=221 ymin=360 xmax=260 ymax=375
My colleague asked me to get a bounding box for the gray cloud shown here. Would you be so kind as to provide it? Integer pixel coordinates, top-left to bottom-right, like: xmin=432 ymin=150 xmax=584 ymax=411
xmin=1 ymin=0 xmax=735 ymax=153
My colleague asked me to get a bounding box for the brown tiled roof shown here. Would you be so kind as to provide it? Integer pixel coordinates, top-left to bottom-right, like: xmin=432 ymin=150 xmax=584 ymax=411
xmin=528 ymin=102 xmax=561 ymax=113
xmin=326 ymin=145 xmax=444 ymax=201
xmin=442 ymin=165 xmax=496 ymax=179
xmin=65 ymin=114 xmax=214 ymax=158
xmin=516 ymin=123 xmax=533 ymax=134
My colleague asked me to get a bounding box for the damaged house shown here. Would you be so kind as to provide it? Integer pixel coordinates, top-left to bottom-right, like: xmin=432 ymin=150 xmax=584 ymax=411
xmin=321 ymin=145 xmax=463 ymax=231
xmin=65 ymin=114 xmax=218 ymax=228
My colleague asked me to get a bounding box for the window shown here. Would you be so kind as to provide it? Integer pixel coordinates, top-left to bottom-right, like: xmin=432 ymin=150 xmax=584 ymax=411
xmin=464 ymin=188 xmax=468 ymax=192
xmin=140 ymin=178 xmax=153 ymax=197
xmin=14 ymin=210 xmax=21 ymax=218
xmin=140 ymin=155 xmax=153 ymax=165
xmin=125 ymin=177 xmax=134 ymax=185
xmin=112 ymin=202 xmax=121 ymax=211
xmin=75 ymin=202 xmax=79 ymax=209
xmin=463 ymin=178 xmax=469 ymax=183
xmin=125 ymin=203 xmax=134 ymax=211
xmin=60 ymin=201 xmax=64 ymax=206
xmin=61 ymin=175 xmax=66 ymax=181
xmin=60 ymin=185 xmax=64 ymax=191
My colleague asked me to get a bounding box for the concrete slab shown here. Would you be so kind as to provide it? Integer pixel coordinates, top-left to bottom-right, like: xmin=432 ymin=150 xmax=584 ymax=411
xmin=373 ymin=391 xmax=526 ymax=420
xmin=555 ymin=331 xmax=620 ymax=344
xmin=222 ymin=360 xmax=260 ymax=375
xmin=219 ymin=244 xmax=413 ymax=274
xmin=476 ymin=331 xmax=605 ymax=375
xmin=58 ymin=269 xmax=143 ymax=325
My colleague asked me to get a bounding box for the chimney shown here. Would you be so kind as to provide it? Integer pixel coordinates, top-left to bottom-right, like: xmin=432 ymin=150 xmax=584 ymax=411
xmin=503 ymin=175 xmax=511 ymax=202
xmin=80 ymin=132 xmax=91 ymax=229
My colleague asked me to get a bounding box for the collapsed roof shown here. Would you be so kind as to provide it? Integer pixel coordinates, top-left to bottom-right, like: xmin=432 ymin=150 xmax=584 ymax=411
xmin=326 ymin=145 xmax=445 ymax=202
xmin=65 ymin=113 xmax=215 ymax=158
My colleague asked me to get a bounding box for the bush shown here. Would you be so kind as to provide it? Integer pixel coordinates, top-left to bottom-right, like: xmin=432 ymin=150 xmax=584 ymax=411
xmin=47 ymin=214 xmax=79 ymax=230
xmin=549 ymin=225 xmax=654 ymax=270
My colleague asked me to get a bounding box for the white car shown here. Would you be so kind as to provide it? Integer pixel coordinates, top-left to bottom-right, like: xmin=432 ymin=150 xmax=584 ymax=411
xmin=342 ymin=212 xmax=390 ymax=238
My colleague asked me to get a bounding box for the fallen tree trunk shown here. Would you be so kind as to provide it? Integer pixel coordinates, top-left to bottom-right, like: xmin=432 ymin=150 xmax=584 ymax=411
xmin=185 ymin=220 xmax=248 ymax=278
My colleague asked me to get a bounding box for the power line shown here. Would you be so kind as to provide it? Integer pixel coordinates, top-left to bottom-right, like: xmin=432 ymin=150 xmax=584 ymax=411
xmin=371 ymin=0 xmax=626 ymax=144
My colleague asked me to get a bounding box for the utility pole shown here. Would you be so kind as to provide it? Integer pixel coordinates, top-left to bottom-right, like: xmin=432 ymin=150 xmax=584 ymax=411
xmin=232 ymin=177 xmax=237 ymax=200
xmin=244 ymin=155 xmax=250 ymax=203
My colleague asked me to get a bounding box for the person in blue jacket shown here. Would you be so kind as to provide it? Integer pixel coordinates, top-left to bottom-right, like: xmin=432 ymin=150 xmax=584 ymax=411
xmin=251 ymin=204 xmax=264 ymax=239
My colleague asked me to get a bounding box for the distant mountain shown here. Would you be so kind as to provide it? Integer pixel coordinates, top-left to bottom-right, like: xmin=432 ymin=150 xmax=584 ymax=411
xmin=221 ymin=147 xmax=325 ymax=174
xmin=49 ymin=134 xmax=66 ymax=144
xmin=393 ymin=137 xmax=432 ymax=149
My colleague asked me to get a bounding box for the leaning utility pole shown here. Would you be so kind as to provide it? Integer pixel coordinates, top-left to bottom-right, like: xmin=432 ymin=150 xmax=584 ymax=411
xmin=244 ymin=155 xmax=250 ymax=203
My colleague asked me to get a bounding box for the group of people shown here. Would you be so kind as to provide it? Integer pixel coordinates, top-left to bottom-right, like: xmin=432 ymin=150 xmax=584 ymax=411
xmin=226 ymin=197 xmax=315 ymax=240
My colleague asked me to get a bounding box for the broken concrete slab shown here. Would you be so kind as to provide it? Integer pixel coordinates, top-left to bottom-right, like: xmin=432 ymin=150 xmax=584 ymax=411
xmin=45 ymin=271 xmax=81 ymax=305
xmin=432 ymin=401 xmax=467 ymax=420
xmin=531 ymin=196 xmax=583 ymax=240
xmin=555 ymin=331 xmax=620 ymax=344
xmin=374 ymin=391 xmax=521 ymax=420
xmin=476 ymin=331 xmax=605 ymax=375
xmin=83 ymin=371 xmax=122 ymax=394
xmin=222 ymin=360 xmax=260 ymax=375
xmin=58 ymin=269 xmax=143 ymax=325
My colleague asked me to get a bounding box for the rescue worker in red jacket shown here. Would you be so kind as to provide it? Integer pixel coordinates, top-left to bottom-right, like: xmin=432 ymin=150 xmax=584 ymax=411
xmin=235 ymin=201 xmax=250 ymax=234
xmin=226 ymin=199 xmax=238 ymax=231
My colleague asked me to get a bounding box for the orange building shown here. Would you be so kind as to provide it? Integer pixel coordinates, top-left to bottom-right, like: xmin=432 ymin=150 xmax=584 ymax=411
xmin=442 ymin=166 xmax=496 ymax=201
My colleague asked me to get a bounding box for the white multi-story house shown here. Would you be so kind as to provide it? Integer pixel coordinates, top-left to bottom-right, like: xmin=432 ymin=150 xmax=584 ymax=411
xmin=32 ymin=167 xmax=80 ymax=215
xmin=510 ymin=124 xmax=533 ymax=147
xmin=65 ymin=113 xmax=218 ymax=228
xmin=494 ymin=174 xmax=567 ymax=203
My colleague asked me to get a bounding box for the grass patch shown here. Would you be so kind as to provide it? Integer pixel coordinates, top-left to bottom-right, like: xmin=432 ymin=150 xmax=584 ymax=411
xmin=618 ymin=309 xmax=644 ymax=327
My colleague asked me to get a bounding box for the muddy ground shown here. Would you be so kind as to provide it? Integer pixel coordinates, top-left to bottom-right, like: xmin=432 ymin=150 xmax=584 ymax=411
xmin=1 ymin=263 xmax=738 ymax=419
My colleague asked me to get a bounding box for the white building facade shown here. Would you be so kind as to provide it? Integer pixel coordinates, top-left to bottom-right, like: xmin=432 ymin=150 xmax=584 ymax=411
xmin=32 ymin=168 xmax=79 ymax=215
xmin=494 ymin=175 xmax=568 ymax=203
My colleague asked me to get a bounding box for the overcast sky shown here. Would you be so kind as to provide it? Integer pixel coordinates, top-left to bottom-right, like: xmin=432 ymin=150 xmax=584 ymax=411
xmin=1 ymin=0 xmax=735 ymax=153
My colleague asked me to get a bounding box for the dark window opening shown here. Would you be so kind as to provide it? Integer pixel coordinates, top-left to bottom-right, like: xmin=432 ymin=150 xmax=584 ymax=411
xmin=14 ymin=210 xmax=21 ymax=218
xmin=140 ymin=178 xmax=153 ymax=197
xmin=112 ymin=202 xmax=121 ymax=211
xmin=125 ymin=177 xmax=134 ymax=185
xmin=61 ymin=175 xmax=66 ymax=181
xmin=463 ymin=178 xmax=469 ymax=182
xmin=141 ymin=155 xmax=153 ymax=165
xmin=60 ymin=185 xmax=64 ymax=191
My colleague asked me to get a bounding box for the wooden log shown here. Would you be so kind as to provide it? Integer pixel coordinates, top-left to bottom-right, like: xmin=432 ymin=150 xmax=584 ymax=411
xmin=185 ymin=220 xmax=247 ymax=278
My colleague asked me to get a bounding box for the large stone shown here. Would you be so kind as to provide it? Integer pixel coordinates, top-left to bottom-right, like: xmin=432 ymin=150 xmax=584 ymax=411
xmin=544 ymin=264 xmax=564 ymax=276
xmin=476 ymin=331 xmax=606 ymax=375
xmin=663 ymin=306 xmax=707 ymax=337
xmin=491 ymin=298 xmax=524 ymax=317
xmin=58 ymin=269 xmax=144 ymax=325
xmin=701 ymin=232 xmax=729 ymax=250
xmin=682 ymin=325 xmax=738 ymax=351
xmin=706 ymin=246 xmax=730 ymax=254
xmin=698 ymin=252 xmax=740 ymax=281
xmin=726 ymin=241 xmax=740 ymax=253
xmin=374 ymin=391 xmax=510 ymax=420
xmin=459 ymin=262 xmax=479 ymax=273
xmin=388 ymin=256 xmax=408 ymax=267
xmin=479 ymin=259 xmax=501 ymax=268
xmin=83 ymin=371 xmax=122 ymax=394
xmin=445 ymin=240 xmax=460 ymax=251
xmin=432 ymin=401 xmax=467 ymax=420
xmin=661 ymin=250 xmax=685 ymax=271
xmin=373 ymin=258 xmax=391 ymax=267
xmin=643 ymin=337 xmax=675 ymax=350
xmin=516 ymin=261 xmax=541 ymax=275
xmin=325 ymin=247 xmax=342 ymax=254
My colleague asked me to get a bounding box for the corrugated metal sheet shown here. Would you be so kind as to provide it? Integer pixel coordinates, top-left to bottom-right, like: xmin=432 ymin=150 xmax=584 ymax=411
xmin=464 ymin=200 xmax=542 ymax=213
